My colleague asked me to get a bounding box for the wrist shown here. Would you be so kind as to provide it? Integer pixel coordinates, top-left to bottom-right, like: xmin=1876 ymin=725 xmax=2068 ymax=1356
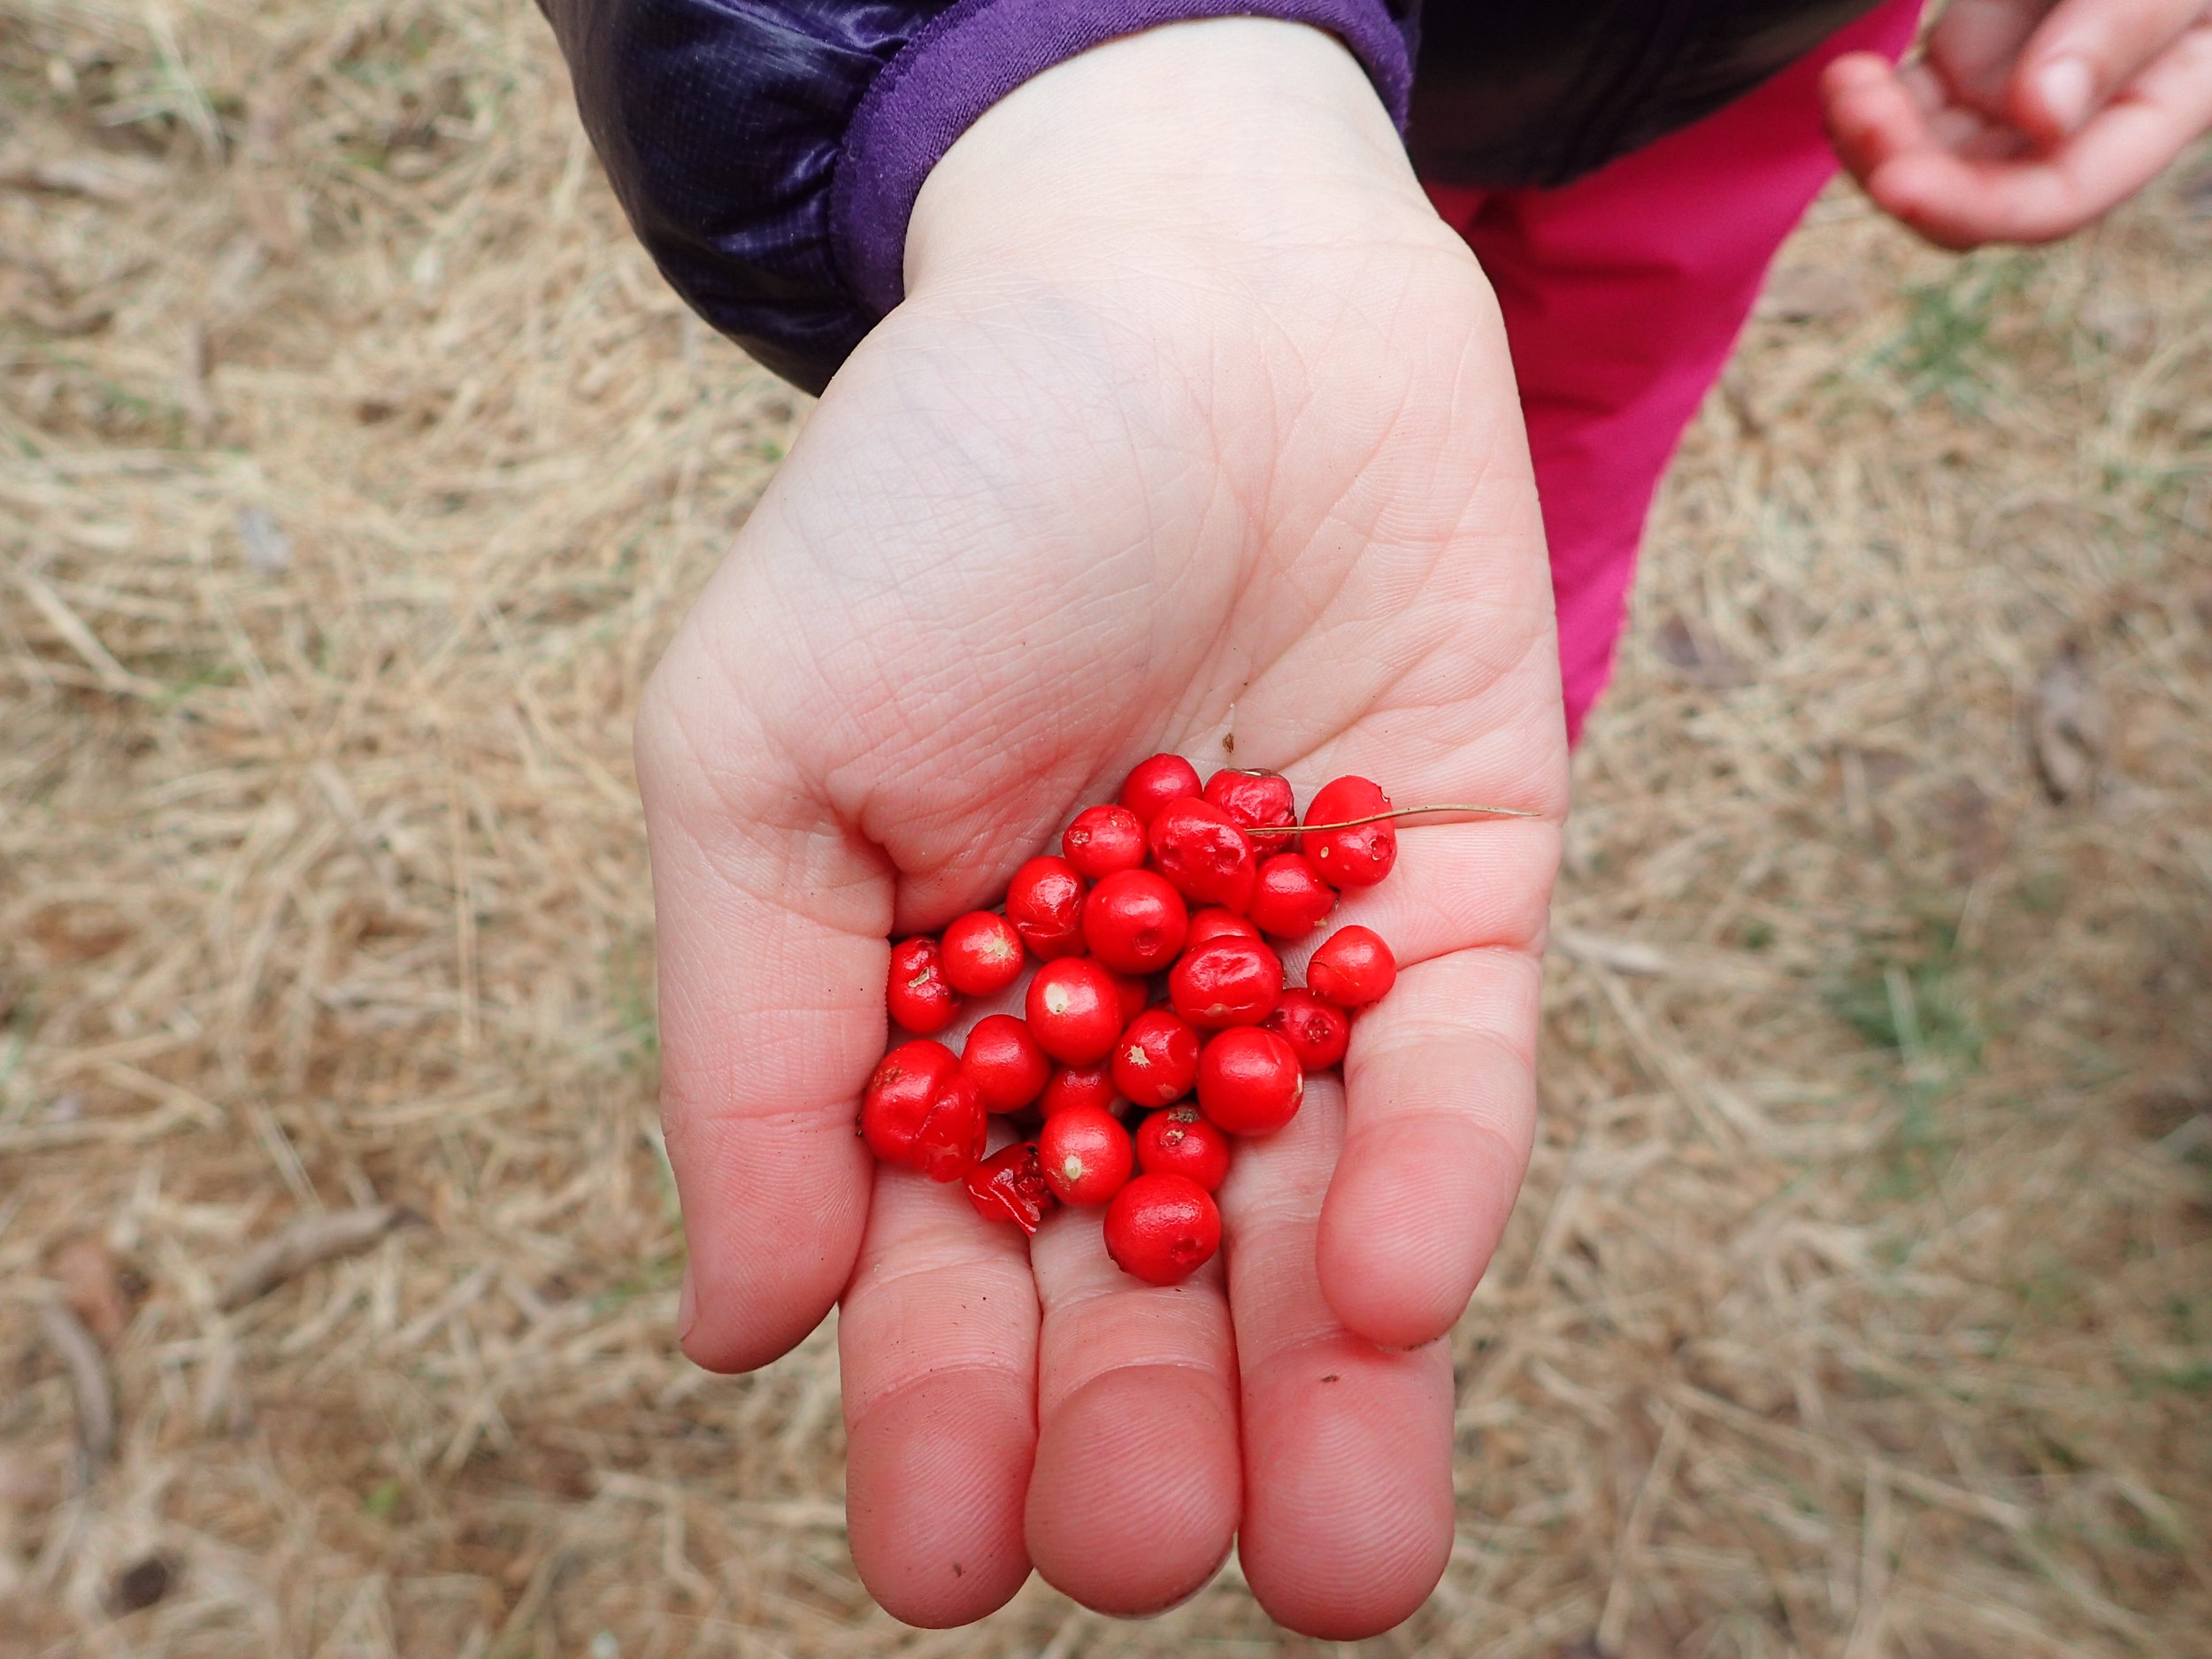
xmin=904 ymin=19 xmax=1440 ymax=297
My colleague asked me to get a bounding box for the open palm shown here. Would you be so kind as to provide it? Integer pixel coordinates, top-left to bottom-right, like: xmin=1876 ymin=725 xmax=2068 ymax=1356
xmin=633 ymin=24 xmax=1569 ymax=1640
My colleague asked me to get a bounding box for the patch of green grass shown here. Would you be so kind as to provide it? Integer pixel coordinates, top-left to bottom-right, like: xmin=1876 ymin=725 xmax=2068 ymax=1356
xmin=362 ymin=1478 xmax=403 ymax=1519
xmin=1833 ymin=919 xmax=1985 ymax=1200
xmin=1886 ymin=255 xmax=2034 ymax=411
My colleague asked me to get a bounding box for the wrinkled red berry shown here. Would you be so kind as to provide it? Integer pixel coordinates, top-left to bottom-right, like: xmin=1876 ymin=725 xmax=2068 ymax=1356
xmin=1185 ymin=906 xmax=1260 ymax=949
xmin=1196 ymin=1026 xmax=1304 ymax=1136
xmin=886 ymin=936 xmax=960 ymax=1034
xmin=940 ymin=910 xmax=1025 ymax=996
xmin=1169 ymin=935 xmax=1284 ymax=1030
xmin=1110 ymin=1007 xmax=1202 ymax=1109
xmin=1304 ymin=776 xmax=1396 ymax=888
xmin=1118 ymin=753 xmax=1202 ymax=826
xmin=1148 ymin=799 xmax=1258 ymax=911
xmin=1246 ymin=852 xmax=1334 ymax=940
xmin=1062 ymin=803 xmax=1148 ymax=879
xmin=965 ymin=1141 xmax=1055 ymax=1233
xmin=1307 ymin=924 xmax=1397 ymax=1008
xmin=1103 ymin=1172 xmax=1221 ymax=1286
xmin=1134 ymin=1104 xmax=1231 ymax=1191
xmin=1081 ymin=869 xmax=1188 ymax=974
xmin=862 ymin=1040 xmax=988 ymax=1179
xmin=1263 ymin=989 xmax=1351 ymax=1070
xmin=960 ymin=1014 xmax=1050 ymax=1114
xmin=1203 ymin=769 xmax=1296 ymax=853
xmin=1039 ymin=1103 xmax=1133 ymax=1205
xmin=1005 ymin=856 xmax=1087 ymax=961
xmin=1025 ymin=956 xmax=1125 ymax=1064
xmin=1041 ymin=1062 xmax=1119 ymax=1118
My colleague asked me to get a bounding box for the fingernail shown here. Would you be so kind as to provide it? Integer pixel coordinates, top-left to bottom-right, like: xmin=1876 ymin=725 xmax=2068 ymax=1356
xmin=676 ymin=1261 xmax=698 ymax=1341
xmin=2039 ymin=57 xmax=2093 ymax=134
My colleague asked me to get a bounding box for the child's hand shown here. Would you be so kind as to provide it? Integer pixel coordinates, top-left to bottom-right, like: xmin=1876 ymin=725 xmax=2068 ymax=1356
xmin=1821 ymin=0 xmax=2212 ymax=247
xmin=634 ymin=20 xmax=1566 ymax=1637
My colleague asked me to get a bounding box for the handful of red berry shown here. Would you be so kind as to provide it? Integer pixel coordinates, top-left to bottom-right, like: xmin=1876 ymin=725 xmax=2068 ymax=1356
xmin=862 ymin=756 xmax=1410 ymax=1287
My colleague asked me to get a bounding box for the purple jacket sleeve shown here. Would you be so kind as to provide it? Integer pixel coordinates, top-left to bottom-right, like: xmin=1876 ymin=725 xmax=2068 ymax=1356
xmin=538 ymin=0 xmax=1416 ymax=393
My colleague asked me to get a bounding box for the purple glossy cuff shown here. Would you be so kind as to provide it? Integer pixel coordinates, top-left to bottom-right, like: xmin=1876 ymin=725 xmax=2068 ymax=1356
xmin=829 ymin=0 xmax=1413 ymax=315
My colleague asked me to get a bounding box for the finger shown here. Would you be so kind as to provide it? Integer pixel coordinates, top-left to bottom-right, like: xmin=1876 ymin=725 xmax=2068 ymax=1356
xmin=1023 ymin=1202 xmax=1240 ymax=1614
xmin=839 ymin=1159 xmax=1040 ymax=1626
xmin=1317 ymin=946 xmax=1540 ymax=1348
xmin=639 ymin=666 xmax=892 ymax=1375
xmin=1300 ymin=817 xmax=1556 ymax=972
xmin=1822 ymin=52 xmax=1940 ymax=183
xmin=1867 ymin=26 xmax=2212 ymax=245
xmin=1222 ymin=1075 xmax=1456 ymax=1640
xmin=2012 ymin=0 xmax=2212 ymax=139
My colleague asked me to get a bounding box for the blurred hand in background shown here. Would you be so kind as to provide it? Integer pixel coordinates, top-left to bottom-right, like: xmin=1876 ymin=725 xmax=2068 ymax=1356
xmin=1823 ymin=0 xmax=2212 ymax=246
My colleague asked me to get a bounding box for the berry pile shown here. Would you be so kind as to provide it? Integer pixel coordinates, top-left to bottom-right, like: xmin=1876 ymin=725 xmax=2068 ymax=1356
xmin=862 ymin=756 xmax=1405 ymax=1287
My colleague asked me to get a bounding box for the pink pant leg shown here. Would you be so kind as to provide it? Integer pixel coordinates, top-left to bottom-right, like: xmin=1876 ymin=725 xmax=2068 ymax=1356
xmin=1426 ymin=0 xmax=1924 ymax=741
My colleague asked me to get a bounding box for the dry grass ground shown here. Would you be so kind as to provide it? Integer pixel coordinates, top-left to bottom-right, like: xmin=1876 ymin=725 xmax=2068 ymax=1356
xmin=2 ymin=2 xmax=2208 ymax=1655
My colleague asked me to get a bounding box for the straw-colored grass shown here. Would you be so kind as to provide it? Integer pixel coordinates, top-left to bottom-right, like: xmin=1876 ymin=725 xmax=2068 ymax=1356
xmin=3 ymin=2 xmax=2208 ymax=1653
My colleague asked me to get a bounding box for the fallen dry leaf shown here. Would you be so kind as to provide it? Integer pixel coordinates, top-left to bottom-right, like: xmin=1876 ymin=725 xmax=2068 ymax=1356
xmin=50 ymin=1236 xmax=130 ymax=1348
xmin=1655 ymin=615 xmax=1754 ymax=689
xmin=219 ymin=1204 xmax=420 ymax=1310
xmin=2031 ymin=643 xmax=2108 ymax=803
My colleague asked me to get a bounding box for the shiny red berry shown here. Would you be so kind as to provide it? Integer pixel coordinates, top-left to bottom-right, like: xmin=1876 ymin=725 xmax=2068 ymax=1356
xmin=1307 ymin=924 xmax=1397 ymax=1008
xmin=1062 ymin=803 xmax=1148 ymax=879
xmin=1246 ymin=852 xmax=1334 ymax=940
xmin=1025 ymin=956 xmax=1125 ymax=1064
xmin=1304 ymin=776 xmax=1397 ymax=888
xmin=1185 ymin=907 xmax=1260 ymax=949
xmin=1148 ymin=798 xmax=1258 ymax=911
xmin=960 ymin=1014 xmax=1050 ymax=1114
xmin=964 ymin=1141 xmax=1055 ymax=1233
xmin=1103 ymin=1172 xmax=1221 ymax=1286
xmin=1038 ymin=1103 xmax=1133 ymax=1205
xmin=1203 ymin=769 xmax=1296 ymax=853
xmin=1081 ymin=868 xmax=1189 ymax=974
xmin=1263 ymin=989 xmax=1351 ymax=1070
xmin=1196 ymin=1026 xmax=1304 ymax=1136
xmin=1005 ymin=856 xmax=1088 ymax=960
xmin=1110 ymin=969 xmax=1151 ymax=1026
xmin=1118 ymin=753 xmax=1202 ymax=826
xmin=862 ymin=1040 xmax=988 ymax=1179
xmin=940 ymin=910 xmax=1025 ymax=996
xmin=1134 ymin=1104 xmax=1231 ymax=1191
xmin=886 ymin=936 xmax=960 ymax=1034
xmin=1041 ymin=1062 xmax=1120 ymax=1118
xmin=1168 ymin=935 xmax=1284 ymax=1030
xmin=1110 ymin=1008 xmax=1202 ymax=1109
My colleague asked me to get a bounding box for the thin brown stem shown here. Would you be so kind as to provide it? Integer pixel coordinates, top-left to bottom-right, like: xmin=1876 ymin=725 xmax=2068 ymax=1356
xmin=1280 ymin=803 xmax=1542 ymax=833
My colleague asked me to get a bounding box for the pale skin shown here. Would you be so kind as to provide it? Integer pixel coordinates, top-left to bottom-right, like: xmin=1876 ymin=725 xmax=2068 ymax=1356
xmin=635 ymin=7 xmax=2210 ymax=1640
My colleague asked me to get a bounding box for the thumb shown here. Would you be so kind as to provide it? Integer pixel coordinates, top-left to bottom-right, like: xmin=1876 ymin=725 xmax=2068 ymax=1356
xmin=2011 ymin=0 xmax=2212 ymax=140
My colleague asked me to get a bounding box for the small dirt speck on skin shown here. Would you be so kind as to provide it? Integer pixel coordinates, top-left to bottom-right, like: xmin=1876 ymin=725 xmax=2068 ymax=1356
xmin=1319 ymin=1374 xmax=1339 ymax=1384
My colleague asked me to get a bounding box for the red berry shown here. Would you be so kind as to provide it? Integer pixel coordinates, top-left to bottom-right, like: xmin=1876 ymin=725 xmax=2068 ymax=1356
xmin=1263 ymin=989 xmax=1351 ymax=1070
xmin=1025 ymin=956 xmax=1125 ymax=1064
xmin=960 ymin=1014 xmax=1050 ymax=1114
xmin=1005 ymin=856 xmax=1088 ymax=961
xmin=886 ymin=936 xmax=960 ymax=1034
xmin=1041 ymin=1062 xmax=1119 ymax=1118
xmin=1304 ymin=776 xmax=1397 ymax=888
xmin=862 ymin=1040 xmax=988 ymax=1179
xmin=1110 ymin=969 xmax=1151 ymax=1026
xmin=1118 ymin=753 xmax=1202 ymax=826
xmin=1168 ymin=935 xmax=1284 ymax=1030
xmin=940 ymin=910 xmax=1025 ymax=996
xmin=1134 ymin=1104 xmax=1231 ymax=1191
xmin=1062 ymin=803 xmax=1148 ymax=879
xmin=1246 ymin=852 xmax=1334 ymax=940
xmin=1148 ymin=799 xmax=1258 ymax=911
xmin=964 ymin=1141 xmax=1055 ymax=1233
xmin=1081 ymin=868 xmax=1189 ymax=974
xmin=1038 ymin=1103 xmax=1133 ymax=1206
xmin=1185 ymin=907 xmax=1260 ymax=949
xmin=1307 ymin=924 xmax=1397 ymax=1008
xmin=1103 ymin=1172 xmax=1221 ymax=1286
xmin=1203 ymin=769 xmax=1296 ymax=853
xmin=1110 ymin=1008 xmax=1202 ymax=1109
xmin=1196 ymin=1026 xmax=1304 ymax=1136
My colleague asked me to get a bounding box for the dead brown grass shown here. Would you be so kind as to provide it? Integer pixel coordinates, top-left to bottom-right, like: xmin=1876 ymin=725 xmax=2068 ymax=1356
xmin=2 ymin=2 xmax=2208 ymax=1655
